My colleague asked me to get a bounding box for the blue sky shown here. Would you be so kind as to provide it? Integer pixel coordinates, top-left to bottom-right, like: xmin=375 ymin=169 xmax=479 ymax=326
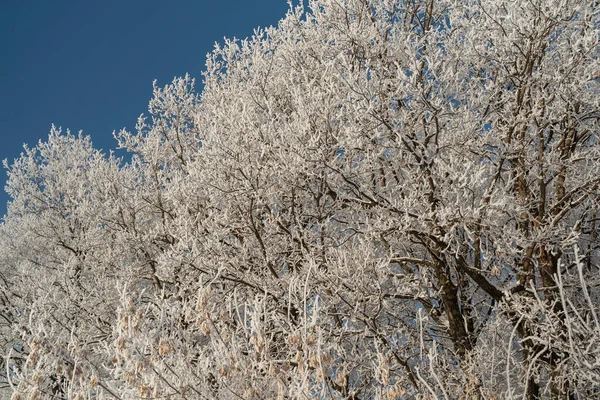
xmin=0 ymin=0 xmax=292 ymax=217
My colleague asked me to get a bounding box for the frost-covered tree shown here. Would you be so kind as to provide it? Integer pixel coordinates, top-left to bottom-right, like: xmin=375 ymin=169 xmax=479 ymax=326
xmin=1 ymin=0 xmax=599 ymax=399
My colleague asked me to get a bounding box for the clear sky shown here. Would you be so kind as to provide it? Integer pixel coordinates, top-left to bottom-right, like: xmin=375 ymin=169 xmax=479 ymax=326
xmin=0 ymin=0 xmax=292 ymax=217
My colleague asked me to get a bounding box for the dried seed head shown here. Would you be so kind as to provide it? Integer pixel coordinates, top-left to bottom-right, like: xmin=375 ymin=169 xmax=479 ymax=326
xmin=386 ymin=386 xmax=406 ymax=399
xmin=201 ymin=321 xmax=211 ymax=336
xmin=286 ymin=332 xmax=301 ymax=346
xmin=267 ymin=362 xmax=277 ymax=378
xmin=243 ymin=387 xmax=256 ymax=399
xmin=138 ymin=383 xmax=151 ymax=398
xmin=294 ymin=350 xmax=303 ymax=364
xmin=335 ymin=372 xmax=347 ymax=387
xmin=26 ymin=389 xmax=40 ymax=400
xmin=158 ymin=338 xmax=174 ymax=355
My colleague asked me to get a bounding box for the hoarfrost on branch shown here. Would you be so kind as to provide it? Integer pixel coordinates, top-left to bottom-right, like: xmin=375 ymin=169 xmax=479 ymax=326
xmin=1 ymin=0 xmax=599 ymax=398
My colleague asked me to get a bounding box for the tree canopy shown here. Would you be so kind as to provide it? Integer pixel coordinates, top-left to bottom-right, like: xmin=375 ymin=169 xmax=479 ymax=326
xmin=1 ymin=0 xmax=599 ymax=399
